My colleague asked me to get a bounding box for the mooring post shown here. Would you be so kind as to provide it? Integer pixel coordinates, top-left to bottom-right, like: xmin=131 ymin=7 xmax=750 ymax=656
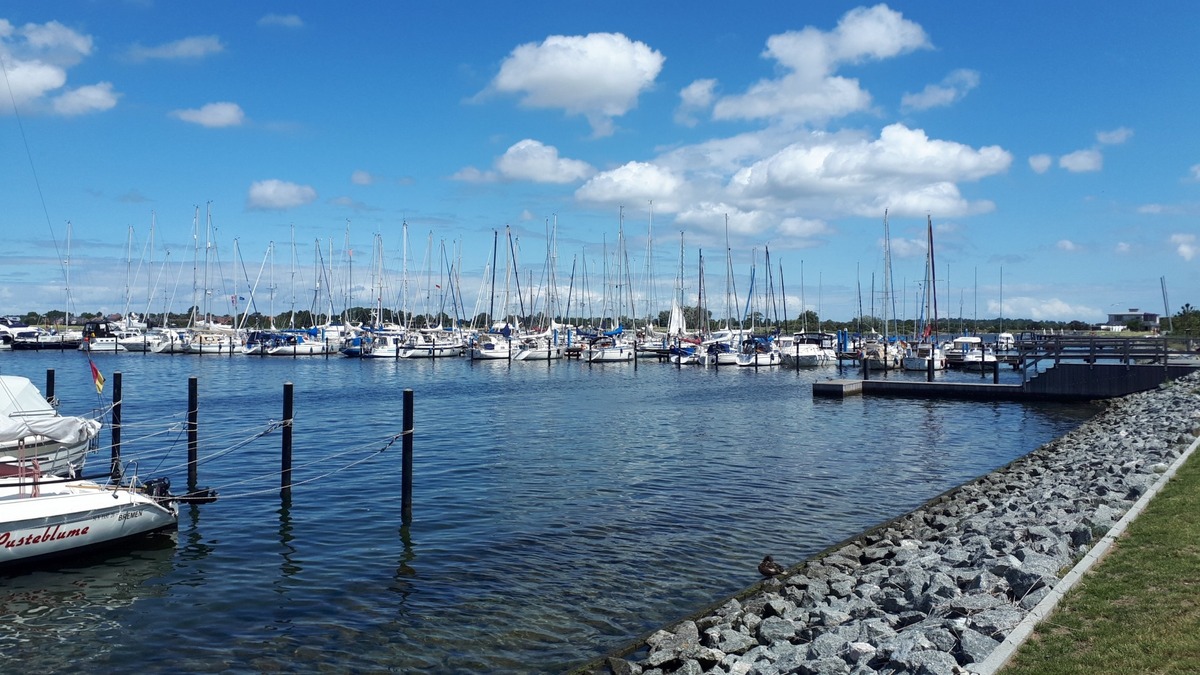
xmin=993 ymin=358 xmax=1000 ymax=384
xmin=111 ymin=371 xmax=123 ymax=482
xmin=282 ymin=381 xmax=294 ymax=497
xmin=402 ymin=388 xmax=414 ymax=525
xmin=45 ymin=368 xmax=55 ymax=404
xmin=927 ymin=353 xmax=934 ymax=382
xmin=187 ymin=376 xmax=198 ymax=489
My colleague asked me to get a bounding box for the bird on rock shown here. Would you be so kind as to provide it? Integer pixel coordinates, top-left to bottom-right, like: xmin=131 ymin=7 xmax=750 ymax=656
xmin=758 ymin=555 xmax=785 ymax=577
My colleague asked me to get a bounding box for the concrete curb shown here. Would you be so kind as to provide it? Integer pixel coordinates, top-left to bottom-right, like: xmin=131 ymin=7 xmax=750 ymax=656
xmin=975 ymin=425 xmax=1200 ymax=674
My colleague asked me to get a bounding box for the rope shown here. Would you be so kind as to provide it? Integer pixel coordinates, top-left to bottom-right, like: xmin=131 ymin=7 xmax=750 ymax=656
xmin=199 ymin=430 xmax=405 ymax=500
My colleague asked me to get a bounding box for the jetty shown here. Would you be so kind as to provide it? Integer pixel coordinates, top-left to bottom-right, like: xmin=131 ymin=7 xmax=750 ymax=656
xmin=815 ymin=336 xmax=1200 ymax=401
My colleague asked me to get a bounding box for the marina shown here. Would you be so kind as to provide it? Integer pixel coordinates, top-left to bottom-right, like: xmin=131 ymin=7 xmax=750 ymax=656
xmin=0 ymin=347 xmax=1099 ymax=671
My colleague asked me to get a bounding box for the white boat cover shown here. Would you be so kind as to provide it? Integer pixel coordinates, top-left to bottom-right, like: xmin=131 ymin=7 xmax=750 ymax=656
xmin=0 ymin=376 xmax=101 ymax=445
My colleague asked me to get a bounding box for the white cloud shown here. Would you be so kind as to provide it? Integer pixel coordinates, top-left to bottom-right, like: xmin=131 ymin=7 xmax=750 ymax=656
xmin=170 ymin=102 xmax=245 ymax=127
xmin=999 ymin=296 xmax=1100 ymax=322
xmin=351 ymin=170 xmax=375 ymax=185
xmin=259 ymin=14 xmax=303 ymax=29
xmin=1056 ymin=239 xmax=1079 ymax=252
xmin=52 ymin=81 xmax=118 ymax=115
xmin=1096 ymin=127 xmax=1132 ymax=145
xmin=713 ymin=5 xmax=929 ymax=124
xmin=450 ymin=166 xmax=497 ymax=184
xmin=495 ymin=139 xmax=594 ymax=184
xmin=675 ymin=78 xmax=717 ymax=127
xmin=1171 ymin=233 xmax=1197 ymax=261
xmin=17 ymin=20 xmax=93 ymax=65
xmin=487 ymin=32 xmax=664 ymax=137
xmin=0 ymin=20 xmax=108 ymax=115
xmin=128 ymin=35 xmax=224 ymax=62
xmin=453 ymin=140 xmax=593 ymax=185
xmin=247 ymin=179 xmax=317 ymax=210
xmin=889 ymin=236 xmax=927 ymax=259
xmin=1059 ymin=149 xmax=1102 ymax=172
xmin=726 ymin=123 xmax=1011 ymax=217
xmin=1187 ymin=164 xmax=1200 ymax=182
xmin=575 ymin=162 xmax=684 ymax=210
xmin=901 ymin=69 xmax=979 ymax=112
xmin=1028 ymin=154 xmax=1053 ymax=174
xmin=778 ymin=216 xmax=832 ymax=239
xmin=1115 ymin=242 xmax=1131 ymax=254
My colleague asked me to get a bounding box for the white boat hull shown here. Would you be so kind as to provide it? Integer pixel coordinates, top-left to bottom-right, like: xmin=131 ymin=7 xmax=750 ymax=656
xmin=0 ymin=479 xmax=177 ymax=569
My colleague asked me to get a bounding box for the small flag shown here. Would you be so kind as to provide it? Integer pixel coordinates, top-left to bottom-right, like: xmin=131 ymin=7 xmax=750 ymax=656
xmin=90 ymin=360 xmax=105 ymax=395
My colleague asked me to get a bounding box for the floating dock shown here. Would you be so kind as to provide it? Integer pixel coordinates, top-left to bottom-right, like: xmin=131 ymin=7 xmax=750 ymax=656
xmin=815 ymin=362 xmax=1200 ymax=402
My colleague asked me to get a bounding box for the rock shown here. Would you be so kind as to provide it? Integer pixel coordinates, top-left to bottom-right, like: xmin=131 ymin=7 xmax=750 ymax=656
xmin=956 ymin=627 xmax=1001 ymax=664
xmin=757 ymin=616 xmax=800 ymax=644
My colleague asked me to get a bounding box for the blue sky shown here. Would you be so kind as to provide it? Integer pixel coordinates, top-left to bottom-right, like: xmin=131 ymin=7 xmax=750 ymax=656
xmin=2 ymin=2 xmax=1197 ymax=325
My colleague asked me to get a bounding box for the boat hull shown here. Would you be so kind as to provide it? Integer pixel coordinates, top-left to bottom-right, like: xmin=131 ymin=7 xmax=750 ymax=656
xmin=0 ymin=481 xmax=177 ymax=569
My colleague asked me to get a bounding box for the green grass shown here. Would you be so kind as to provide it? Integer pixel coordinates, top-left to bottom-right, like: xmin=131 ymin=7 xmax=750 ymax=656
xmin=1001 ymin=442 xmax=1200 ymax=674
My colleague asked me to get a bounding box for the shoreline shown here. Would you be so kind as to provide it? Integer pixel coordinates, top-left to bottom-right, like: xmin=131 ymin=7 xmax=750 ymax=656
xmin=582 ymin=372 xmax=1200 ymax=675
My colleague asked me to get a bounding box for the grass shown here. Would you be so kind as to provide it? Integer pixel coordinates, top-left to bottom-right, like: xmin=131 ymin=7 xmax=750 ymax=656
xmin=1000 ymin=440 xmax=1200 ymax=674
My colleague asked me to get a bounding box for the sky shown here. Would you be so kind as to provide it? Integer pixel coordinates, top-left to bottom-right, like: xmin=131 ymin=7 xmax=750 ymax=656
xmin=1 ymin=2 xmax=1198 ymax=326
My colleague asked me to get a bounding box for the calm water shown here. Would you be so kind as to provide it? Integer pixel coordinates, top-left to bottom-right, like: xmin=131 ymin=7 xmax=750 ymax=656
xmin=0 ymin=349 xmax=1095 ymax=671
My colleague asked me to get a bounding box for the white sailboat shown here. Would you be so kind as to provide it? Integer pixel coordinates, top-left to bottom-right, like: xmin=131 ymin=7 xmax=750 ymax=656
xmin=902 ymin=216 xmax=947 ymax=372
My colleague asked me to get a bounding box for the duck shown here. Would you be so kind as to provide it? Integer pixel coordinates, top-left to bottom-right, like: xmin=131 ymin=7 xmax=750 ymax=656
xmin=758 ymin=554 xmax=785 ymax=577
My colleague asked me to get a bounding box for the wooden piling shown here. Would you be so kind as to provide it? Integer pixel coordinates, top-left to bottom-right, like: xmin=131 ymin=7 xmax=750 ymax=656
xmin=45 ymin=368 xmax=55 ymax=404
xmin=927 ymin=353 xmax=934 ymax=382
xmin=402 ymin=388 xmax=414 ymax=524
xmin=993 ymin=359 xmax=1000 ymax=384
xmin=187 ymin=376 xmax=198 ymax=489
xmin=282 ymin=381 xmax=294 ymax=497
xmin=111 ymin=371 xmax=122 ymax=482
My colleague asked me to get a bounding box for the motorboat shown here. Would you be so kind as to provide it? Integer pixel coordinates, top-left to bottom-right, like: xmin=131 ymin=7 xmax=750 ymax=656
xmin=902 ymin=341 xmax=947 ymax=371
xmin=79 ymin=320 xmax=127 ymax=353
xmin=736 ymin=336 xmax=782 ymax=367
xmin=0 ymin=376 xmax=100 ymax=477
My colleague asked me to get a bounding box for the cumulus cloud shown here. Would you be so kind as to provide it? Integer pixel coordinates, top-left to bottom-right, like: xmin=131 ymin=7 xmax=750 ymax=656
xmin=486 ymin=32 xmax=664 ymax=137
xmin=1028 ymin=154 xmax=1052 ymax=174
xmin=127 ymin=35 xmax=224 ymax=62
xmin=455 ymin=139 xmax=593 ymax=184
xmin=0 ymin=19 xmax=115 ymax=115
xmin=901 ymin=69 xmax=979 ymax=112
xmin=1096 ymin=127 xmax=1132 ymax=145
xmin=170 ymin=102 xmax=245 ymax=127
xmin=675 ymin=78 xmax=717 ymax=127
xmin=259 ymin=14 xmax=303 ymax=28
xmin=1171 ymin=233 xmax=1197 ymax=261
xmin=1115 ymin=242 xmax=1131 ymax=254
xmin=713 ymin=4 xmax=929 ymax=124
xmin=1058 ymin=149 xmax=1102 ymax=172
xmin=52 ymin=81 xmax=118 ymax=115
xmin=726 ymin=123 xmax=1011 ymax=217
xmin=1056 ymin=239 xmax=1080 ymax=252
xmin=1187 ymin=164 xmax=1200 ymax=183
xmin=247 ymin=179 xmax=317 ymax=210
xmin=576 ymin=162 xmax=685 ymax=210
xmin=351 ymin=170 xmax=375 ymax=185
xmin=495 ymin=139 xmax=594 ymax=183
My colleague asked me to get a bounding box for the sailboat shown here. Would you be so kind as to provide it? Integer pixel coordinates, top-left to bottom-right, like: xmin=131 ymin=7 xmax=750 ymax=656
xmin=902 ymin=216 xmax=947 ymax=371
xmin=860 ymin=211 xmax=903 ymax=371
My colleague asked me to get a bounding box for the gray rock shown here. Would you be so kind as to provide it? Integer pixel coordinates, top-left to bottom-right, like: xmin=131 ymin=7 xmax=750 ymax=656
xmin=956 ymin=627 xmax=1001 ymax=664
xmin=757 ymin=616 xmax=799 ymax=644
xmin=714 ymin=627 xmax=757 ymax=654
xmin=968 ymin=605 xmax=1025 ymax=639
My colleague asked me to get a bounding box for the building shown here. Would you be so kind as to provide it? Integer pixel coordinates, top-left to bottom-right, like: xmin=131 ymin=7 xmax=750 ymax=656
xmin=1103 ymin=308 xmax=1160 ymax=331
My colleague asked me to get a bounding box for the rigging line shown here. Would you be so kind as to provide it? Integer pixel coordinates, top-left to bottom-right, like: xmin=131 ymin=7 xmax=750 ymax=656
xmin=0 ymin=54 xmax=70 ymax=305
xmin=196 ymin=429 xmax=403 ymax=499
xmin=123 ymin=420 xmax=283 ymax=478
